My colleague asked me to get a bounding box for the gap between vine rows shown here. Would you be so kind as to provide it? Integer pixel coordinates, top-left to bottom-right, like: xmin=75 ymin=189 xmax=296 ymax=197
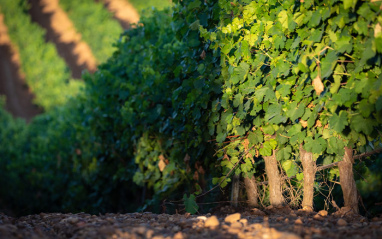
xmin=0 ymin=14 xmax=42 ymax=121
xmin=27 ymin=0 xmax=97 ymax=79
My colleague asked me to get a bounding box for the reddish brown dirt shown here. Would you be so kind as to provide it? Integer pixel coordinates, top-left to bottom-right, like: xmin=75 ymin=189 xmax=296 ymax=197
xmin=101 ymin=0 xmax=140 ymax=29
xmin=27 ymin=0 xmax=97 ymax=79
xmin=0 ymin=14 xmax=42 ymax=121
xmin=0 ymin=207 xmax=381 ymax=239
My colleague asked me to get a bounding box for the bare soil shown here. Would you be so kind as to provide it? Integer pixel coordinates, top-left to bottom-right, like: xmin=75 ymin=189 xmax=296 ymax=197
xmin=101 ymin=0 xmax=140 ymax=29
xmin=0 ymin=14 xmax=42 ymax=121
xmin=0 ymin=207 xmax=381 ymax=239
xmin=27 ymin=0 xmax=97 ymax=79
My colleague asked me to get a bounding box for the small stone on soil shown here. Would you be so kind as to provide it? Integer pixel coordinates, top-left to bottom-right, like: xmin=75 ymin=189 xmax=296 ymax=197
xmin=204 ymin=216 xmax=219 ymax=229
xmin=318 ymin=210 xmax=328 ymax=217
xmin=173 ymin=231 xmax=184 ymax=239
xmin=224 ymin=213 xmax=241 ymax=223
xmin=230 ymin=222 xmax=243 ymax=229
xmin=313 ymin=214 xmax=324 ymax=221
xmin=337 ymin=218 xmax=348 ymax=226
xmin=294 ymin=218 xmax=303 ymax=225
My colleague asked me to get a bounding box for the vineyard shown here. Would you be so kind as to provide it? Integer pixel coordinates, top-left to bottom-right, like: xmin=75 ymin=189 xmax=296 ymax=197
xmin=0 ymin=0 xmax=382 ymax=238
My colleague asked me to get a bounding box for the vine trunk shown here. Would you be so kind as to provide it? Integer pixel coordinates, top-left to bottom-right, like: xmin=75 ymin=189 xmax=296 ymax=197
xmin=244 ymin=176 xmax=259 ymax=207
xmin=338 ymin=147 xmax=359 ymax=214
xmin=299 ymin=144 xmax=316 ymax=211
xmin=264 ymin=150 xmax=284 ymax=206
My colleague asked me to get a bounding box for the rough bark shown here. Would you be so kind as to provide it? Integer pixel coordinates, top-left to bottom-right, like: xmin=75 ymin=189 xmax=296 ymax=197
xmin=230 ymin=174 xmax=240 ymax=207
xmin=264 ymin=150 xmax=284 ymax=206
xmin=338 ymin=147 xmax=359 ymax=214
xmin=244 ymin=176 xmax=259 ymax=207
xmin=299 ymin=144 xmax=316 ymax=211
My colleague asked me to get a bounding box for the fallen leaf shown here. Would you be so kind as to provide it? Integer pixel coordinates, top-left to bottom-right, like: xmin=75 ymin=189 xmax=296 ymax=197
xmin=193 ymin=171 xmax=199 ymax=181
xmin=158 ymin=158 xmax=166 ymax=172
xmin=197 ymin=166 xmax=205 ymax=175
xmin=246 ymin=153 xmax=254 ymax=163
xmin=184 ymin=154 xmax=190 ymax=163
xmin=75 ymin=148 xmax=82 ymax=155
xmin=242 ymin=138 xmax=249 ymax=150
xmin=300 ymin=119 xmax=308 ymax=128
xmin=159 ymin=154 xmax=165 ymax=161
xmin=375 ymin=23 xmax=382 ymax=38
xmin=315 ymin=120 xmax=322 ymax=128
xmin=312 ymin=75 xmax=324 ymax=95
xmin=200 ymin=50 xmax=206 ymax=60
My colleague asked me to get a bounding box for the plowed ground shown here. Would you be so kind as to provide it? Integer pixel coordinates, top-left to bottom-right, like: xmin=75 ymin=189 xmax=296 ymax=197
xmin=0 ymin=207 xmax=381 ymax=239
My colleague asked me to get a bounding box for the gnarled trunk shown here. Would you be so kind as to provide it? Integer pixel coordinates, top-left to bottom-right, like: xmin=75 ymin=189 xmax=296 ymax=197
xmin=300 ymin=144 xmax=316 ymax=211
xmin=230 ymin=174 xmax=240 ymax=207
xmin=338 ymin=147 xmax=359 ymax=214
xmin=264 ymin=150 xmax=284 ymax=206
xmin=244 ymin=175 xmax=259 ymax=207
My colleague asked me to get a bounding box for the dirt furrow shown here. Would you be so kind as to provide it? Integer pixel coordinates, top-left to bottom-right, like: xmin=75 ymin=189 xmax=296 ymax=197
xmin=101 ymin=0 xmax=140 ymax=29
xmin=0 ymin=209 xmax=381 ymax=239
xmin=0 ymin=14 xmax=42 ymax=121
xmin=28 ymin=0 xmax=97 ymax=79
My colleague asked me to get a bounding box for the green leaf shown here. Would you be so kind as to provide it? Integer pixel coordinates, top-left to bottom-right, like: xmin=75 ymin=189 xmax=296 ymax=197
xmin=233 ymin=93 xmax=243 ymax=107
xmin=189 ymin=20 xmax=200 ymax=30
xmin=276 ymin=146 xmax=292 ymax=161
xmin=216 ymin=132 xmax=227 ymax=143
xmin=355 ymin=40 xmax=375 ymax=72
xmin=278 ymin=10 xmax=289 ymax=30
xmin=286 ymin=102 xmax=305 ymax=121
xmin=321 ymin=51 xmax=338 ymax=78
xmin=323 ymin=155 xmax=334 ymax=165
xmin=194 ymin=183 xmax=202 ymax=195
xmin=248 ymin=130 xmax=264 ymax=146
xmin=296 ymin=173 xmax=304 ymax=181
xmin=327 ymin=137 xmax=345 ymax=155
xmin=231 ymin=62 xmax=250 ymax=84
xmin=132 ymin=171 xmax=144 ymax=186
xmin=259 ymin=139 xmax=277 ymax=157
xmin=343 ymin=0 xmax=357 ymax=10
xmin=329 ymin=111 xmax=348 ymax=133
xmin=212 ymin=177 xmax=219 ymax=185
xmin=281 ymin=160 xmax=298 ymax=177
xmin=288 ymin=124 xmax=302 ymax=137
xmin=241 ymin=158 xmax=253 ymax=173
xmin=254 ymin=87 xmax=268 ymax=101
xmin=350 ymin=114 xmax=376 ymax=135
xmin=290 ymin=131 xmax=306 ymax=145
xmin=183 ymin=194 xmax=199 ymax=214
xmin=265 ymin=104 xmax=281 ymax=122
xmin=275 ymin=61 xmax=290 ymax=77
xmin=212 ymin=176 xmax=231 ymax=188
xmin=304 ymin=137 xmax=327 ymax=154
xmin=188 ymin=0 xmax=201 ymax=10
xmin=358 ymin=99 xmax=374 ymax=118
xmin=262 ymin=124 xmax=275 ymax=135
xmin=309 ymin=29 xmax=323 ymax=43
xmin=298 ymin=63 xmax=309 ymax=73
xmin=376 ymin=36 xmax=382 ymax=53
xmin=308 ymin=10 xmax=321 ymax=28
xmin=335 ymin=35 xmax=352 ymax=53
xmin=236 ymin=126 xmax=246 ymax=136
